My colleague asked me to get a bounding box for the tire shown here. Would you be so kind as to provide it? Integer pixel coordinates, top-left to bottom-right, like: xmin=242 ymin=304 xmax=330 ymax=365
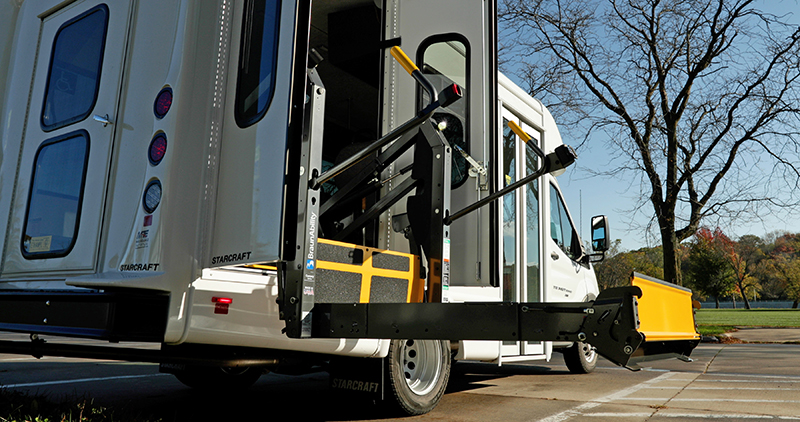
xmin=563 ymin=341 xmax=598 ymax=374
xmin=173 ymin=365 xmax=263 ymax=391
xmin=384 ymin=339 xmax=451 ymax=416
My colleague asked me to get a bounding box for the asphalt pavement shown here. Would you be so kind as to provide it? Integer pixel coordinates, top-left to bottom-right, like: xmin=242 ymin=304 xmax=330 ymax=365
xmin=3 ymin=331 xmax=800 ymax=421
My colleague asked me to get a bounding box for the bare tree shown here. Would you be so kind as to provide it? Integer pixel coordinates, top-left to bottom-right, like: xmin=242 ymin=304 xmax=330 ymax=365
xmin=500 ymin=0 xmax=800 ymax=284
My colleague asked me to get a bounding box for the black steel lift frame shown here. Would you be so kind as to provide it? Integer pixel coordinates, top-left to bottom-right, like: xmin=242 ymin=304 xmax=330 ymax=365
xmin=275 ymin=49 xmax=689 ymax=370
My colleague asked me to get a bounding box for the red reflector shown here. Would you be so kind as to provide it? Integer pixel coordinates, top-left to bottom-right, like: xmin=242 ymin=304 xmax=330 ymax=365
xmin=149 ymin=134 xmax=167 ymax=165
xmin=212 ymin=297 xmax=233 ymax=304
xmin=154 ymin=87 xmax=173 ymax=119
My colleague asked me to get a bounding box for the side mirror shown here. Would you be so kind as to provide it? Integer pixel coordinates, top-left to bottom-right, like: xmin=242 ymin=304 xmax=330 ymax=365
xmin=591 ymin=215 xmax=610 ymax=252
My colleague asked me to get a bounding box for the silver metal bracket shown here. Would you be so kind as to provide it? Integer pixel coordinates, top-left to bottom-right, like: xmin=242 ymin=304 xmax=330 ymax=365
xmin=455 ymin=145 xmax=488 ymax=191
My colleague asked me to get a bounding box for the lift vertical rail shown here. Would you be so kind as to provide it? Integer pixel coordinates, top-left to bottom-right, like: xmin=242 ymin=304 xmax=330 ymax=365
xmin=406 ymin=122 xmax=452 ymax=303
xmin=281 ymin=69 xmax=325 ymax=338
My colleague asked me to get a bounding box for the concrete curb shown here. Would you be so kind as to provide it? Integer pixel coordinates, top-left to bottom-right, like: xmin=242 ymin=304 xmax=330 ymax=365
xmin=714 ymin=327 xmax=800 ymax=344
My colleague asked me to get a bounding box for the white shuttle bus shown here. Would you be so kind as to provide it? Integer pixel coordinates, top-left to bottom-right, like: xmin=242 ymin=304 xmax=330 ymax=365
xmin=0 ymin=0 xmax=698 ymax=415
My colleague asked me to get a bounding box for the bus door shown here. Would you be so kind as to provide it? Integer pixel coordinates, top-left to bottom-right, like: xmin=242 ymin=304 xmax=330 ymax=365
xmin=545 ymin=178 xmax=591 ymax=303
xmin=209 ymin=0 xmax=299 ymax=266
xmin=2 ymin=1 xmax=131 ymax=276
xmin=500 ymin=108 xmax=544 ymax=357
xmin=381 ymin=0 xmax=497 ymax=291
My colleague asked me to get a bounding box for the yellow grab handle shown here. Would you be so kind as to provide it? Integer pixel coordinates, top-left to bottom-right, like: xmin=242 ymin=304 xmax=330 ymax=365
xmin=507 ymin=120 xmax=533 ymax=144
xmin=390 ymin=46 xmax=419 ymax=75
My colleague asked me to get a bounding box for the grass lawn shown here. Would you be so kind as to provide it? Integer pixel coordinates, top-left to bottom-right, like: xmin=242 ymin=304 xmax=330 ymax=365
xmin=695 ymin=308 xmax=800 ymax=327
xmin=695 ymin=309 xmax=800 ymax=336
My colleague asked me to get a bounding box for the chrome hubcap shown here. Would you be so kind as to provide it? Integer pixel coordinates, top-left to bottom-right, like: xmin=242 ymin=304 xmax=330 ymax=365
xmin=581 ymin=343 xmax=597 ymax=363
xmin=402 ymin=339 xmax=442 ymax=395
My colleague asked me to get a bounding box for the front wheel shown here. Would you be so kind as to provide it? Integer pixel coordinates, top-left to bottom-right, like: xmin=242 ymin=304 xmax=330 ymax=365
xmin=563 ymin=341 xmax=598 ymax=374
xmin=384 ymin=339 xmax=451 ymax=416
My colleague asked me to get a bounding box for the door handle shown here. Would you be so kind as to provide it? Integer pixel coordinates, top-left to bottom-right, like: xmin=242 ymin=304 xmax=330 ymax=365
xmin=551 ymin=252 xmax=559 ymax=260
xmin=93 ymin=114 xmax=113 ymax=127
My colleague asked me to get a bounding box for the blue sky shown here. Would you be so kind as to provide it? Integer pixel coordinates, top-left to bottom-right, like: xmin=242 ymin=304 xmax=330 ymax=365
xmin=501 ymin=0 xmax=800 ymax=251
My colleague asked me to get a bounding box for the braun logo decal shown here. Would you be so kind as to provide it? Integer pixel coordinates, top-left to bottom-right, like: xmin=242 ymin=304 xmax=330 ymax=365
xmin=211 ymin=251 xmax=252 ymax=265
xmin=307 ymin=212 xmax=317 ymax=263
xmin=120 ymin=263 xmax=160 ymax=271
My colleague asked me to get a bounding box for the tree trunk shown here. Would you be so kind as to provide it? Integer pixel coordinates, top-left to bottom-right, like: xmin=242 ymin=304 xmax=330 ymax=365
xmin=661 ymin=227 xmax=681 ymax=285
xmin=741 ymin=285 xmax=751 ymax=310
xmin=715 ymin=297 xmax=720 ymax=308
xmin=793 ymin=300 xmax=798 ymax=309
xmin=732 ymin=296 xmax=736 ymax=309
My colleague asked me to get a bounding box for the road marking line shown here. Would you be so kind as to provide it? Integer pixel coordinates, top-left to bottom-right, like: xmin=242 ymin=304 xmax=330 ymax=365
xmin=644 ymin=386 xmax=798 ymax=390
xmin=2 ymin=373 xmax=170 ymax=388
xmin=694 ymin=379 xmax=800 ymax=383
xmin=699 ymin=373 xmax=800 ymax=380
xmin=621 ymin=398 xmax=800 ymax=403
xmin=536 ymin=372 xmax=677 ymax=422
xmin=583 ymin=413 xmax=797 ymax=419
xmin=581 ymin=413 xmax=654 ymax=417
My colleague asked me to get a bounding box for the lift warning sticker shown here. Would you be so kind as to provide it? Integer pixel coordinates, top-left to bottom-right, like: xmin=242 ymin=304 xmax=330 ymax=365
xmin=442 ymin=238 xmax=451 ymax=302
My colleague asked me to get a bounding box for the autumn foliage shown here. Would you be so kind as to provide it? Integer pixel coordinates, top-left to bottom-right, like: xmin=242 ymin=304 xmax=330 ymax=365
xmin=594 ymin=229 xmax=800 ymax=309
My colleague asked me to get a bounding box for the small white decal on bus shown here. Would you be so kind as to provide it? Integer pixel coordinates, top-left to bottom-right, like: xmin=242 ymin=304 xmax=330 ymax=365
xmin=28 ymin=236 xmax=52 ymax=252
xmin=135 ymin=230 xmax=149 ymax=249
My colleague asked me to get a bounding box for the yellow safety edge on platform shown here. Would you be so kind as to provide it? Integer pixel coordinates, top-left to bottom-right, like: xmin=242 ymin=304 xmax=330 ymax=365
xmin=316 ymin=238 xmax=424 ymax=303
xmin=632 ymin=272 xmax=701 ymax=342
xmin=246 ymin=264 xmax=277 ymax=271
xmin=244 ymin=240 xmax=423 ymax=303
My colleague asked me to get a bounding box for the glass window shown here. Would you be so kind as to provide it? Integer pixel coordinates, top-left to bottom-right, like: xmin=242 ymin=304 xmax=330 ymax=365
xmin=41 ymin=5 xmax=109 ymax=131
xmin=502 ymin=117 xmax=516 ymax=301
xmin=549 ymin=183 xmax=581 ymax=261
xmin=22 ymin=131 xmax=90 ymax=258
xmin=235 ymin=0 xmax=282 ymax=127
xmin=525 ymin=135 xmax=540 ymax=302
xmin=420 ymin=38 xmax=469 ymax=188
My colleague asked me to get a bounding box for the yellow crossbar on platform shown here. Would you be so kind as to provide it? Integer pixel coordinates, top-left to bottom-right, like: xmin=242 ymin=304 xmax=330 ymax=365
xmin=633 ymin=272 xmax=701 ymax=342
xmin=315 ymin=238 xmax=424 ymax=304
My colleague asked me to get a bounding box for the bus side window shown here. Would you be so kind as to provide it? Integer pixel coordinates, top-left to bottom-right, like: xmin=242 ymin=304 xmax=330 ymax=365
xmin=41 ymin=5 xmax=108 ymax=131
xmin=549 ymin=183 xmax=581 ymax=261
xmin=235 ymin=0 xmax=282 ymax=128
xmin=22 ymin=131 xmax=90 ymax=258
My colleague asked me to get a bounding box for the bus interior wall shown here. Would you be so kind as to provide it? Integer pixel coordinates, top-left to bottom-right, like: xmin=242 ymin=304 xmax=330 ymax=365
xmin=310 ymin=0 xmax=382 ymax=247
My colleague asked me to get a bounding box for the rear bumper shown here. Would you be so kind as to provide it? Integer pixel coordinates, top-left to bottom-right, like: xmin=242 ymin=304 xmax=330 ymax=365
xmin=0 ymin=290 xmax=168 ymax=342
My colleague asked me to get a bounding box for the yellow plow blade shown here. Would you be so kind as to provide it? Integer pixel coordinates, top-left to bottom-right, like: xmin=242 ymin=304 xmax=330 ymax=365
xmin=629 ymin=272 xmax=700 ymax=365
